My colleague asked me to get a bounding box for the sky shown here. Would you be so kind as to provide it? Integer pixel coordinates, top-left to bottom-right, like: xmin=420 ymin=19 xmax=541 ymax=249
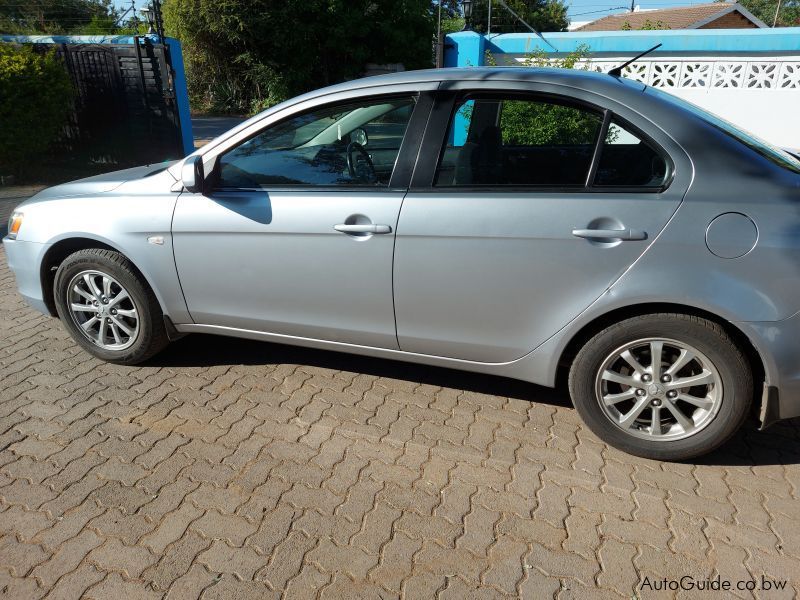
xmin=110 ymin=0 xmax=713 ymax=28
xmin=566 ymin=0 xmax=712 ymax=21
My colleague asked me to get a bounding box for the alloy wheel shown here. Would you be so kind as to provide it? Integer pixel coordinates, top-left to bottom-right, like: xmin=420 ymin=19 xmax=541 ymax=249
xmin=594 ymin=337 xmax=723 ymax=441
xmin=67 ymin=270 xmax=140 ymax=351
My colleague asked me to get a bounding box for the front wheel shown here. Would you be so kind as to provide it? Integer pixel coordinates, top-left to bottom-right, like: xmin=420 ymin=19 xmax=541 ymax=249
xmin=569 ymin=314 xmax=752 ymax=461
xmin=54 ymin=248 xmax=169 ymax=365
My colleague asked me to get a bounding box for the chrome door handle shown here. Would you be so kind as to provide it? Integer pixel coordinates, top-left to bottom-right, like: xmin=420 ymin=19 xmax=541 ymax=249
xmin=572 ymin=228 xmax=647 ymax=241
xmin=334 ymin=224 xmax=392 ymax=234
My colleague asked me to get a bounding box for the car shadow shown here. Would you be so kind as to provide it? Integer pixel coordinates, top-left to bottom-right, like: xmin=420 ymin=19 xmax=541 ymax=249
xmin=146 ymin=334 xmax=800 ymax=468
xmin=149 ymin=333 xmax=571 ymax=408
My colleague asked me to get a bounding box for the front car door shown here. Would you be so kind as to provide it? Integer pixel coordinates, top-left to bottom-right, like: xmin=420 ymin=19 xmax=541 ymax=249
xmin=172 ymin=90 xmax=432 ymax=349
xmin=393 ymin=85 xmax=690 ymax=362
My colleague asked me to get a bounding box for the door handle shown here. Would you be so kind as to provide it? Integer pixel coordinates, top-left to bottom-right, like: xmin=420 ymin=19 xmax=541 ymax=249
xmin=334 ymin=224 xmax=392 ymax=234
xmin=572 ymin=228 xmax=647 ymax=241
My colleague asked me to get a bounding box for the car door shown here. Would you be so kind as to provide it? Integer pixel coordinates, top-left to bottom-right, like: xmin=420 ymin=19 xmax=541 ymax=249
xmin=393 ymin=89 xmax=689 ymax=363
xmin=172 ymin=93 xmax=429 ymax=349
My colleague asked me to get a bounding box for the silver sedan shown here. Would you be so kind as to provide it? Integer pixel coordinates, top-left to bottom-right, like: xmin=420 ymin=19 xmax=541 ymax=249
xmin=5 ymin=67 xmax=800 ymax=460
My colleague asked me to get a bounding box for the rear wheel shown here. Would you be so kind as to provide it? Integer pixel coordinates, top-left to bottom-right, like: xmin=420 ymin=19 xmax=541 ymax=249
xmin=569 ymin=313 xmax=752 ymax=460
xmin=54 ymin=248 xmax=169 ymax=364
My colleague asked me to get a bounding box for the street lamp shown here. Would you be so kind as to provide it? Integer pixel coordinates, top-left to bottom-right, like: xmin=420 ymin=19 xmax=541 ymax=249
xmin=462 ymin=0 xmax=474 ymax=31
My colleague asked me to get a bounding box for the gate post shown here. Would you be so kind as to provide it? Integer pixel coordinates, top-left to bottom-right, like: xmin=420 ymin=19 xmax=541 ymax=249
xmin=444 ymin=32 xmax=485 ymax=68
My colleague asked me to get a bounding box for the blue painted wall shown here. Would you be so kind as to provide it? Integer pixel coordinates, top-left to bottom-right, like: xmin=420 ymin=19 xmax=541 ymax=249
xmin=445 ymin=27 xmax=800 ymax=68
xmin=1 ymin=34 xmax=194 ymax=156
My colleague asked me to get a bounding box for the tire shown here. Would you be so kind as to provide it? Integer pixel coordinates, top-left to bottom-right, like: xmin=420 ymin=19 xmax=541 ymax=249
xmin=568 ymin=313 xmax=752 ymax=461
xmin=53 ymin=248 xmax=169 ymax=365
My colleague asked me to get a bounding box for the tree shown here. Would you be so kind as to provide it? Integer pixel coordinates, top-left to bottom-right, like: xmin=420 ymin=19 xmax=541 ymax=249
xmin=0 ymin=43 xmax=74 ymax=177
xmin=163 ymin=0 xmax=436 ymax=115
xmin=470 ymin=0 xmax=569 ymax=33
xmin=732 ymin=0 xmax=800 ymax=26
xmin=489 ymin=45 xmax=606 ymax=145
xmin=0 ymin=0 xmax=118 ymax=34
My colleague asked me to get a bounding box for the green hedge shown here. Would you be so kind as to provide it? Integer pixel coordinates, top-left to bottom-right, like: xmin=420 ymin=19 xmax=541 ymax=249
xmin=0 ymin=43 xmax=74 ymax=178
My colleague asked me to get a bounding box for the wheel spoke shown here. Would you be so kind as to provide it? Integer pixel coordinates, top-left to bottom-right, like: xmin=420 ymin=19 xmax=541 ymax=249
xmin=650 ymin=341 xmax=663 ymax=378
xmin=73 ymin=286 xmax=95 ymax=303
xmin=109 ymin=322 xmax=122 ymax=345
xmin=650 ymin=405 xmax=662 ymax=435
xmin=664 ymin=400 xmax=694 ymax=431
xmin=84 ymin=274 xmax=102 ymax=299
xmin=109 ymin=290 xmax=129 ymax=307
xmin=619 ymin=397 xmax=649 ymax=428
xmin=110 ymin=316 xmax=132 ymax=336
xmin=620 ymin=350 xmax=646 ymax=375
xmin=70 ymin=303 xmax=96 ymax=313
xmin=668 ymin=370 xmax=714 ymax=390
xmin=601 ymin=370 xmax=638 ymax=388
xmin=96 ymin=319 xmax=105 ymax=344
xmin=102 ymin=276 xmax=112 ymax=298
xmin=80 ymin=316 xmax=98 ymax=331
xmin=676 ymin=393 xmax=714 ymax=411
xmin=665 ymin=348 xmax=695 ymax=377
xmin=602 ymin=388 xmax=637 ymax=406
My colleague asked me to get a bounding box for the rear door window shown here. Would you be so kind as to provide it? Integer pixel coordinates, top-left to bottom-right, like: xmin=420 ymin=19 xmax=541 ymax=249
xmin=435 ymin=96 xmax=603 ymax=187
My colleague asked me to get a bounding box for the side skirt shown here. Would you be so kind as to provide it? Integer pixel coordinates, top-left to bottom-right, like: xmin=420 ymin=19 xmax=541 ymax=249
xmin=174 ymin=322 xmax=548 ymax=385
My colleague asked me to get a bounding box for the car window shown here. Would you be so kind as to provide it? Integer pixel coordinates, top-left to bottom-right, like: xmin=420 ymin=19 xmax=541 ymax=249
xmin=435 ymin=96 xmax=603 ymax=187
xmin=217 ymin=96 xmax=416 ymax=188
xmin=594 ymin=120 xmax=668 ymax=188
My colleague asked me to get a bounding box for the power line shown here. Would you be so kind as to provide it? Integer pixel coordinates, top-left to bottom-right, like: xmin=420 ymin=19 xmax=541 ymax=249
xmin=570 ymin=6 xmax=628 ymax=17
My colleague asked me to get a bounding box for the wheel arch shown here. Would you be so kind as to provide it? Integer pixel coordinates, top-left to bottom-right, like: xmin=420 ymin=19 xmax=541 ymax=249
xmin=556 ymin=302 xmax=766 ymax=415
xmin=40 ymin=236 xmax=162 ymax=318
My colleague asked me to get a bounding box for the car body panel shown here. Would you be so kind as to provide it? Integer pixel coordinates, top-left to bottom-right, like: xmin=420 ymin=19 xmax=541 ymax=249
xmin=393 ymin=190 xmax=685 ymax=362
xmin=7 ymin=169 xmax=191 ymax=323
xmin=393 ymin=80 xmax=694 ymax=362
xmin=172 ymin=189 xmax=404 ymax=348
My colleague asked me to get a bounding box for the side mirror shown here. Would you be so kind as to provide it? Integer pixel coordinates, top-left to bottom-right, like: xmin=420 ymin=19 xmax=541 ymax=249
xmin=181 ymin=156 xmax=205 ymax=193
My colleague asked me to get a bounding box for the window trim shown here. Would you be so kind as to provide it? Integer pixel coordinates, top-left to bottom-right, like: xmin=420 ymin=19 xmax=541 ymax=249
xmin=418 ymin=89 xmax=674 ymax=194
xmin=207 ymin=92 xmax=430 ymax=193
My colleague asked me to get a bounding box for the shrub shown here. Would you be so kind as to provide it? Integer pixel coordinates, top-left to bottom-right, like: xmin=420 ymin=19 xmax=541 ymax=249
xmin=0 ymin=43 xmax=74 ymax=177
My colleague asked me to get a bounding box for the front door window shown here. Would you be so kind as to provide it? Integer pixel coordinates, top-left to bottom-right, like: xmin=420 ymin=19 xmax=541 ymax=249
xmin=217 ymin=97 xmax=416 ymax=189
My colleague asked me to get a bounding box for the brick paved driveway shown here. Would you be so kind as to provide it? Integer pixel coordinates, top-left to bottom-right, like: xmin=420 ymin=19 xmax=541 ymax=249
xmin=1 ymin=241 xmax=799 ymax=599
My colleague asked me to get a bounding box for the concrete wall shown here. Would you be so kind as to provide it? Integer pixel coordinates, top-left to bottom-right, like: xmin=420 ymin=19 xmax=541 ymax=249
xmin=445 ymin=29 xmax=800 ymax=151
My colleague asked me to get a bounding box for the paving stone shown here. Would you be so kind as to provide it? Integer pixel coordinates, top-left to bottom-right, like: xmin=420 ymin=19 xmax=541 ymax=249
xmin=0 ymin=242 xmax=798 ymax=598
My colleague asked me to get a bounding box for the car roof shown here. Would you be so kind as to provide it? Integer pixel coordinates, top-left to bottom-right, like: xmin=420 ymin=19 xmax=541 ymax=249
xmin=309 ymin=66 xmax=645 ymax=97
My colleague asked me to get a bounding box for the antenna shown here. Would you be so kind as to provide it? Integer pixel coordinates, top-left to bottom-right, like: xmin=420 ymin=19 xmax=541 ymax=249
xmin=607 ymin=43 xmax=662 ymax=77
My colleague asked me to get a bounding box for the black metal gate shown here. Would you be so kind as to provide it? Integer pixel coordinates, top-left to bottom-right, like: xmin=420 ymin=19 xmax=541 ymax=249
xmin=46 ymin=39 xmax=184 ymax=169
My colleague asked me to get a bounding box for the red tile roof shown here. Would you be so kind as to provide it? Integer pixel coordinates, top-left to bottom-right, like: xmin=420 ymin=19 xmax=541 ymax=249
xmin=576 ymin=3 xmax=761 ymax=31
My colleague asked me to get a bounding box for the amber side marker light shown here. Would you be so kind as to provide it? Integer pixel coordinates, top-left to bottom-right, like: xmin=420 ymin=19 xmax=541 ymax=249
xmin=8 ymin=212 xmax=23 ymax=239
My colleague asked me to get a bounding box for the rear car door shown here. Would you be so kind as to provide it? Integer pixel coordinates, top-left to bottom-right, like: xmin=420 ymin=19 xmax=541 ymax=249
xmin=393 ymin=88 xmax=688 ymax=362
xmin=172 ymin=92 xmax=430 ymax=349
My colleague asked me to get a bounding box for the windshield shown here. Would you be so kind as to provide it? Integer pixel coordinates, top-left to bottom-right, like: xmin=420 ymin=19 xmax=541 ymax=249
xmin=647 ymin=87 xmax=800 ymax=175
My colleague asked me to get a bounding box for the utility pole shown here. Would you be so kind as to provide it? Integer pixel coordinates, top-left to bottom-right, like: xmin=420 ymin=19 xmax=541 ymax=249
xmin=488 ymin=0 xmax=492 ymax=34
xmin=630 ymin=0 xmax=635 ymax=12
xmin=130 ymin=0 xmax=138 ymax=32
xmin=436 ymin=0 xmax=443 ymax=67
xmin=151 ymin=0 xmax=165 ymax=40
